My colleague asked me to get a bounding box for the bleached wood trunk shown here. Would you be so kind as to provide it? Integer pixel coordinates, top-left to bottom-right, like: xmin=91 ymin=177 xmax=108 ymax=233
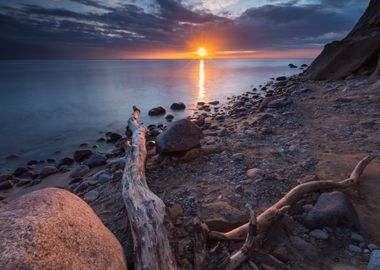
xmin=122 ymin=108 xmax=177 ymax=270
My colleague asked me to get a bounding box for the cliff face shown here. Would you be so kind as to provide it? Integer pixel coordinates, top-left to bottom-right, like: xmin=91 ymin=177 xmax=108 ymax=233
xmin=306 ymin=0 xmax=380 ymax=81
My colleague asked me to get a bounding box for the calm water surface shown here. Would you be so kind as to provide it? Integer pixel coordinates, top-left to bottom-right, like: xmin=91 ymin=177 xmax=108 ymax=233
xmin=0 ymin=59 xmax=311 ymax=167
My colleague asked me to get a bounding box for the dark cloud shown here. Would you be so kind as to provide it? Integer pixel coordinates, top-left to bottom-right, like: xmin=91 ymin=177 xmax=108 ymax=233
xmin=0 ymin=0 xmax=370 ymax=58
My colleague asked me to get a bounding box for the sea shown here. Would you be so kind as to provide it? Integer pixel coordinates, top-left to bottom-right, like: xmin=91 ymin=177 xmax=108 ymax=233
xmin=0 ymin=58 xmax=312 ymax=167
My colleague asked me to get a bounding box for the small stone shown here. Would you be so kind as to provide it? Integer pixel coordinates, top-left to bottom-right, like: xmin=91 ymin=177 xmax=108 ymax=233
xmin=368 ymin=250 xmax=380 ymax=270
xmin=107 ymin=132 xmax=123 ymax=143
xmin=350 ymin=232 xmax=364 ymax=243
xmin=148 ymin=106 xmax=166 ymax=116
xmin=165 ymin=114 xmax=174 ymax=122
xmin=98 ymin=173 xmax=112 ymax=184
xmin=39 ymin=166 xmax=58 ymax=178
xmin=209 ymin=101 xmax=219 ymax=105
xmin=246 ymin=168 xmax=265 ymax=179
xmin=170 ymin=102 xmax=186 ymax=110
xmin=5 ymin=154 xmax=20 ymax=160
xmin=83 ymin=153 xmax=106 ymax=168
xmin=70 ymin=165 xmax=90 ymax=178
xmin=0 ymin=180 xmax=14 ymax=190
xmin=310 ymin=229 xmax=329 ymax=240
xmin=348 ymin=244 xmax=362 ymax=253
xmin=13 ymin=167 xmax=29 ymax=177
xmin=84 ymin=190 xmax=99 ymax=202
xmin=73 ymin=149 xmax=93 ymax=162
xmin=232 ymin=153 xmax=244 ymax=161
xmin=368 ymin=244 xmax=379 ymax=251
xmin=60 ymin=157 xmax=74 ymax=166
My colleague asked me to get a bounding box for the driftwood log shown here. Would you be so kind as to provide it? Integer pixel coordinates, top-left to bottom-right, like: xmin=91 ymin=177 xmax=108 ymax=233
xmin=122 ymin=107 xmax=177 ymax=270
xmin=122 ymin=107 xmax=376 ymax=270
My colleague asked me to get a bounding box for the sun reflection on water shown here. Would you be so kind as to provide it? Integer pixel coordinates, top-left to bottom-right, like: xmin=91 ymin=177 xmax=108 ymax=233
xmin=198 ymin=59 xmax=205 ymax=98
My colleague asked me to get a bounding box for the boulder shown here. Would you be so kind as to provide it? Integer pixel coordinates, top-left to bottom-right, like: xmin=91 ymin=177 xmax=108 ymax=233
xmin=276 ymin=76 xmax=287 ymax=81
xmin=84 ymin=153 xmax=106 ymax=168
xmin=148 ymin=106 xmax=166 ymax=116
xmin=73 ymin=149 xmax=93 ymax=162
xmin=198 ymin=201 xmax=248 ymax=231
xmin=266 ymin=97 xmax=292 ymax=108
xmin=0 ymin=188 xmax=127 ymax=269
xmin=288 ymin=63 xmax=297 ymax=68
xmin=156 ymin=119 xmax=203 ymax=154
xmin=368 ymin=250 xmax=380 ymax=270
xmin=170 ymin=102 xmax=186 ymax=110
xmin=13 ymin=167 xmax=29 ymax=177
xmin=305 ymin=191 xmax=360 ymax=229
xmin=306 ymin=0 xmax=380 ymax=80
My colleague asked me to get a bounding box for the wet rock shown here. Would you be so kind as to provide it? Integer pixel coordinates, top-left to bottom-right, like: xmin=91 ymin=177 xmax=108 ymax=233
xmin=27 ymin=160 xmax=39 ymax=166
xmin=170 ymin=102 xmax=186 ymax=110
xmin=198 ymin=201 xmax=247 ymax=231
xmin=305 ymin=191 xmax=360 ymax=229
xmin=60 ymin=157 xmax=74 ymax=166
xmin=0 ymin=180 xmax=13 ymax=190
xmin=83 ymin=153 xmax=106 ymax=168
xmin=156 ymin=119 xmax=203 ymax=154
xmin=209 ymin=101 xmax=220 ymax=105
xmin=0 ymin=188 xmax=126 ymax=269
xmin=165 ymin=114 xmax=174 ymax=122
xmin=276 ymin=76 xmax=287 ymax=81
xmin=39 ymin=166 xmax=58 ymax=178
xmin=310 ymin=229 xmax=328 ymax=240
xmin=73 ymin=149 xmax=93 ymax=162
xmin=369 ymin=244 xmax=380 ymax=251
xmin=368 ymin=250 xmax=380 ymax=270
xmin=351 ymin=232 xmax=364 ymax=243
xmin=70 ymin=165 xmax=90 ymax=178
xmin=5 ymin=154 xmax=19 ymax=160
xmin=301 ymin=64 xmax=308 ymax=68
xmin=288 ymin=63 xmax=298 ymax=68
xmin=148 ymin=106 xmax=166 ymax=116
xmin=348 ymin=244 xmax=362 ymax=253
xmin=84 ymin=190 xmax=99 ymax=202
xmin=13 ymin=167 xmax=29 ymax=177
xmin=107 ymin=132 xmax=122 ymax=143
xmin=266 ymin=97 xmax=292 ymax=108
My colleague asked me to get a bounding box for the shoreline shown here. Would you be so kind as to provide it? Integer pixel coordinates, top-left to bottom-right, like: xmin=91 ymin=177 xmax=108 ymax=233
xmin=1 ymin=72 xmax=380 ymax=269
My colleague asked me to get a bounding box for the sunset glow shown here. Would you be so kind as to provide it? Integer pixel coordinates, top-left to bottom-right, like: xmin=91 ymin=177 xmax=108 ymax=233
xmin=196 ymin=48 xmax=207 ymax=58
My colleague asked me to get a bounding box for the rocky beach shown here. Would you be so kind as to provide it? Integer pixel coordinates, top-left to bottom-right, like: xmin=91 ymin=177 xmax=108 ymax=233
xmin=1 ymin=0 xmax=380 ymax=269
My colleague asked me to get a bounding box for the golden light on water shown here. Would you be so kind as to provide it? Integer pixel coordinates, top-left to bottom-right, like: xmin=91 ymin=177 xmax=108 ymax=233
xmin=198 ymin=59 xmax=205 ymax=98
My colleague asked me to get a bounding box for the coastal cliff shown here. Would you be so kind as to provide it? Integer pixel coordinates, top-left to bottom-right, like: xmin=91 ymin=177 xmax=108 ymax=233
xmin=307 ymin=0 xmax=380 ymax=81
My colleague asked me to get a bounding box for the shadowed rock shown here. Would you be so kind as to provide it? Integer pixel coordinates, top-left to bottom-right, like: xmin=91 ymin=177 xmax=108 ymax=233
xmin=156 ymin=119 xmax=203 ymax=154
xmin=307 ymin=0 xmax=380 ymax=80
xmin=0 ymin=188 xmax=127 ymax=270
xmin=305 ymin=191 xmax=360 ymax=229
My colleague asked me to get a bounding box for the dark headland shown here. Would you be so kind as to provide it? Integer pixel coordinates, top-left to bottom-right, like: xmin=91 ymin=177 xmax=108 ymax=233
xmin=1 ymin=1 xmax=380 ymax=269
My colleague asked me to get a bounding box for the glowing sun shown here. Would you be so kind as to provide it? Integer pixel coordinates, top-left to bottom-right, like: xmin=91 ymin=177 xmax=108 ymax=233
xmin=196 ymin=47 xmax=207 ymax=57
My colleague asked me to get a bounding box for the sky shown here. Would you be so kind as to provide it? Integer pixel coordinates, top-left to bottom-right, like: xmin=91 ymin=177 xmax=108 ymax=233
xmin=0 ymin=0 xmax=370 ymax=59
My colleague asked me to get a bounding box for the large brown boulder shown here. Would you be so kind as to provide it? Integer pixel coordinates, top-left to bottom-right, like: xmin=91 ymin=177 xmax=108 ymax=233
xmin=306 ymin=0 xmax=380 ymax=80
xmin=0 ymin=188 xmax=127 ymax=270
xmin=156 ymin=119 xmax=203 ymax=154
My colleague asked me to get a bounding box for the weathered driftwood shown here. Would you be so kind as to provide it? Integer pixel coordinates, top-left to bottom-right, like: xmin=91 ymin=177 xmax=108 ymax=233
xmin=122 ymin=107 xmax=177 ymax=270
xmin=209 ymin=155 xmax=375 ymax=244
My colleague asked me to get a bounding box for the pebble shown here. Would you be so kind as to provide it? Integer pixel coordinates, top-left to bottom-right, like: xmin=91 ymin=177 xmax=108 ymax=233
xmin=310 ymin=229 xmax=329 ymax=240
xmin=369 ymin=244 xmax=380 ymax=251
xmin=84 ymin=190 xmax=99 ymax=202
xmin=348 ymin=244 xmax=362 ymax=253
xmin=350 ymin=232 xmax=364 ymax=243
